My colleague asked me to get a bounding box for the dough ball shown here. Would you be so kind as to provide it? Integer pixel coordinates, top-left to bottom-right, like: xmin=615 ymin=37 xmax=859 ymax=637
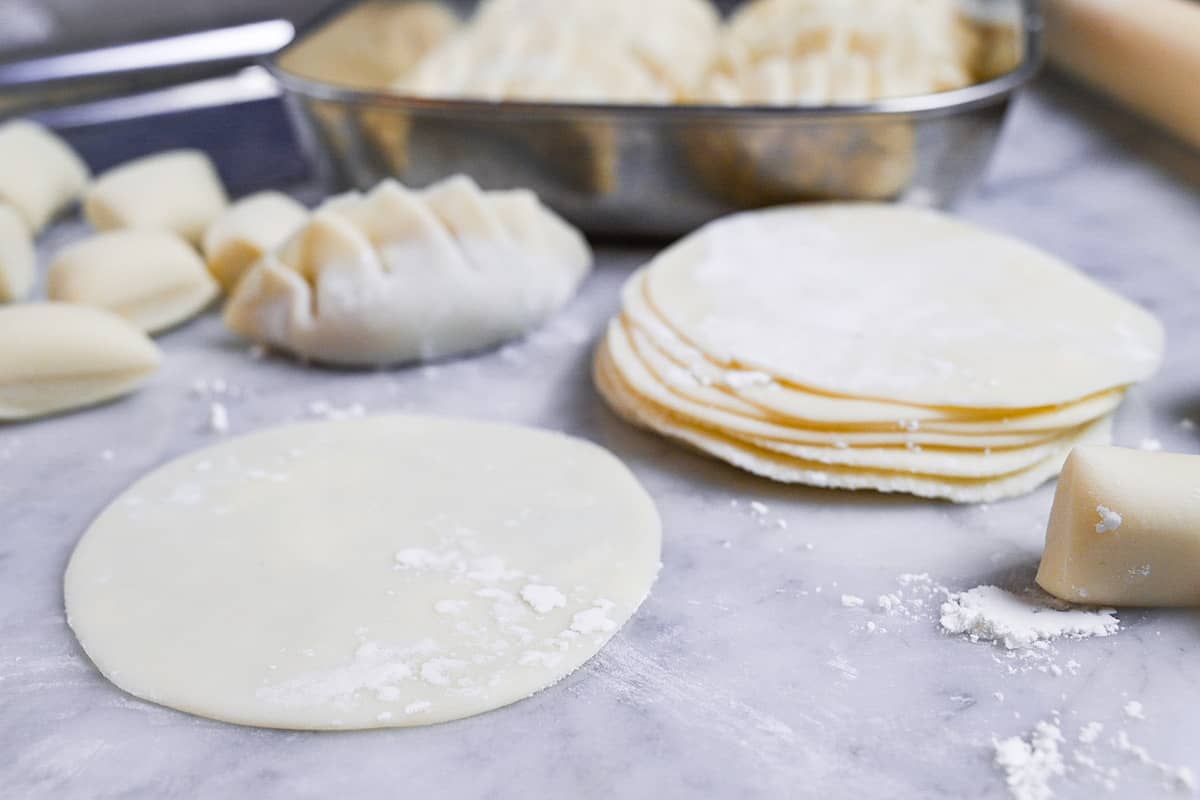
xmin=203 ymin=192 xmax=309 ymax=292
xmin=0 ymin=119 xmax=90 ymax=233
xmin=0 ymin=204 xmax=35 ymax=303
xmin=84 ymin=150 xmax=229 ymax=246
xmin=224 ymin=175 xmax=592 ymax=367
xmin=49 ymin=230 xmax=219 ymax=334
xmin=0 ymin=303 xmax=160 ymax=420
xmin=65 ymin=415 xmax=661 ymax=730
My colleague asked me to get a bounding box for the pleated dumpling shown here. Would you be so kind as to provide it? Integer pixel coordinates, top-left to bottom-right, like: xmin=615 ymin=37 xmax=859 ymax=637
xmin=224 ymin=176 xmax=592 ymax=367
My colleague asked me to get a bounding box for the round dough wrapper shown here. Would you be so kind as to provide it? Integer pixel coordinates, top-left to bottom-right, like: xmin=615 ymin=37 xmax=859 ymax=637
xmin=625 ymin=315 xmax=1123 ymax=437
xmin=595 ymin=350 xmax=1113 ymax=504
xmin=644 ymin=205 xmax=1165 ymax=409
xmin=600 ymin=330 xmax=1094 ymax=479
xmin=623 ymin=272 xmax=1124 ymax=433
xmin=65 ymin=416 xmax=661 ymax=730
xmin=603 ymin=321 xmax=1066 ymax=450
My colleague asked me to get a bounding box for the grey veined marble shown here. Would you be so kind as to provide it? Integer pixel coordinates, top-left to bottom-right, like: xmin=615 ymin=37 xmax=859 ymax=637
xmin=4 ymin=76 xmax=1200 ymax=799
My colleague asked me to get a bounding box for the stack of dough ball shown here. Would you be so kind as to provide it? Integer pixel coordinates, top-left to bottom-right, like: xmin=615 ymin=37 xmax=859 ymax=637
xmin=202 ymin=191 xmax=309 ymax=292
xmin=701 ymin=0 xmax=980 ymax=105
xmin=277 ymin=0 xmax=458 ymax=90
xmin=84 ymin=150 xmax=228 ymax=246
xmin=0 ymin=303 xmax=160 ymax=420
xmin=402 ymin=0 xmax=722 ymax=103
xmin=224 ymin=175 xmax=592 ymax=367
xmin=48 ymin=230 xmax=219 ymax=334
xmin=595 ymin=204 xmax=1166 ymax=503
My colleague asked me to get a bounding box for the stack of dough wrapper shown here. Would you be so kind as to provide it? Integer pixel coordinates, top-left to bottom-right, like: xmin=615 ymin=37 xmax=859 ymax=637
xmin=595 ymin=204 xmax=1165 ymax=503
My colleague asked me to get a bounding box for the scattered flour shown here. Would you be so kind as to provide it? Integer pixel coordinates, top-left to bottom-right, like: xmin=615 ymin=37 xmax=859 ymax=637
xmin=570 ymin=600 xmax=617 ymax=635
xmin=939 ymin=586 xmax=1119 ymax=650
xmin=307 ymin=400 xmax=367 ymax=421
xmin=994 ymin=720 xmax=1066 ymax=800
xmin=840 ymin=594 xmax=865 ymax=608
xmin=1139 ymin=437 xmax=1163 ymax=452
xmin=1095 ymin=505 xmax=1123 ymax=534
xmin=1123 ymin=701 xmax=1145 ymax=720
xmin=208 ymin=402 xmax=229 ymax=434
xmin=520 ymin=584 xmax=567 ymax=614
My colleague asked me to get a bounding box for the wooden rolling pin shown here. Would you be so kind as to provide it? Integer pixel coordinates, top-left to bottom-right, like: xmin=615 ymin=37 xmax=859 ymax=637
xmin=1044 ymin=0 xmax=1200 ymax=150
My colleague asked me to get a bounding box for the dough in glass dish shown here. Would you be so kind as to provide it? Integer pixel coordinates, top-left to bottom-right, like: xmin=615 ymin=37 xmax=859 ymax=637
xmin=700 ymin=0 xmax=979 ymax=105
xmin=65 ymin=415 xmax=661 ymax=730
xmin=224 ymin=175 xmax=592 ymax=366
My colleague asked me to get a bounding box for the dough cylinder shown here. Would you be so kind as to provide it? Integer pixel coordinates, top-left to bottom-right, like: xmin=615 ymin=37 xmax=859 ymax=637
xmin=1036 ymin=445 xmax=1200 ymax=607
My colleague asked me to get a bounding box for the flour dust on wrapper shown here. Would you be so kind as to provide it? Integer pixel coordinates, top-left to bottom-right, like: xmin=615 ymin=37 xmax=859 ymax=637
xmin=595 ymin=204 xmax=1165 ymax=502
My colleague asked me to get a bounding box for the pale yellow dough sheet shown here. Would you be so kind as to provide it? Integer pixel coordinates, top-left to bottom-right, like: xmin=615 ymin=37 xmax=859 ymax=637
xmin=66 ymin=416 xmax=661 ymax=729
xmin=643 ymin=204 xmax=1164 ymax=410
xmin=622 ymin=271 xmax=1124 ymax=434
xmin=600 ymin=329 xmax=1106 ymax=480
xmin=595 ymin=349 xmax=1112 ymax=504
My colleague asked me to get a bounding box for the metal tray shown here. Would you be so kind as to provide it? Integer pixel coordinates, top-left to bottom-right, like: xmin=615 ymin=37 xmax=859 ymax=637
xmin=266 ymin=0 xmax=1042 ymax=238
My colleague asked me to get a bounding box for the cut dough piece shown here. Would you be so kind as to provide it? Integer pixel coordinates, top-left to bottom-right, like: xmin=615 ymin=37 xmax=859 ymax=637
xmin=278 ymin=1 xmax=459 ymax=89
xmin=0 ymin=119 xmax=90 ymax=232
xmin=623 ymin=272 xmax=1124 ymax=433
xmin=224 ymin=176 xmax=592 ymax=367
xmin=0 ymin=205 xmax=35 ymax=302
xmin=49 ymin=230 xmax=219 ymax=334
xmin=65 ymin=415 xmax=661 ymax=729
xmin=0 ymin=303 xmax=160 ymax=420
xmin=84 ymin=150 xmax=229 ymax=245
xmin=203 ymin=192 xmax=308 ymax=292
xmin=596 ymin=349 xmax=1112 ymax=503
xmin=1037 ymin=446 xmax=1200 ymax=607
xmin=645 ymin=205 xmax=1164 ymax=409
xmin=600 ymin=330 xmax=1096 ymax=478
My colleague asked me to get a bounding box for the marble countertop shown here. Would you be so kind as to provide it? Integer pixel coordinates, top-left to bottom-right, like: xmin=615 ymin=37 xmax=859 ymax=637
xmin=4 ymin=76 xmax=1200 ymax=799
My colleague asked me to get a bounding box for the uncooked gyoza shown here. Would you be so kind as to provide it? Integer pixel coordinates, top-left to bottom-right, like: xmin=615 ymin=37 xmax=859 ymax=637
xmin=224 ymin=176 xmax=592 ymax=366
xmin=595 ymin=203 xmax=1165 ymax=502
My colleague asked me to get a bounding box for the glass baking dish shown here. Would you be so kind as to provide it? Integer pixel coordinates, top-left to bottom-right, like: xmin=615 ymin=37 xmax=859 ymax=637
xmin=265 ymin=0 xmax=1042 ymax=237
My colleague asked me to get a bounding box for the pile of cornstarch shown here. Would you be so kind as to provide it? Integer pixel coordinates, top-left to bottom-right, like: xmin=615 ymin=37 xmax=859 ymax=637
xmin=594 ymin=204 xmax=1164 ymax=502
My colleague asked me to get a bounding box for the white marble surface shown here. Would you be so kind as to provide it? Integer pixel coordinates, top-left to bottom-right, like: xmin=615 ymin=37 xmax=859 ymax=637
xmin=5 ymin=77 xmax=1200 ymax=799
